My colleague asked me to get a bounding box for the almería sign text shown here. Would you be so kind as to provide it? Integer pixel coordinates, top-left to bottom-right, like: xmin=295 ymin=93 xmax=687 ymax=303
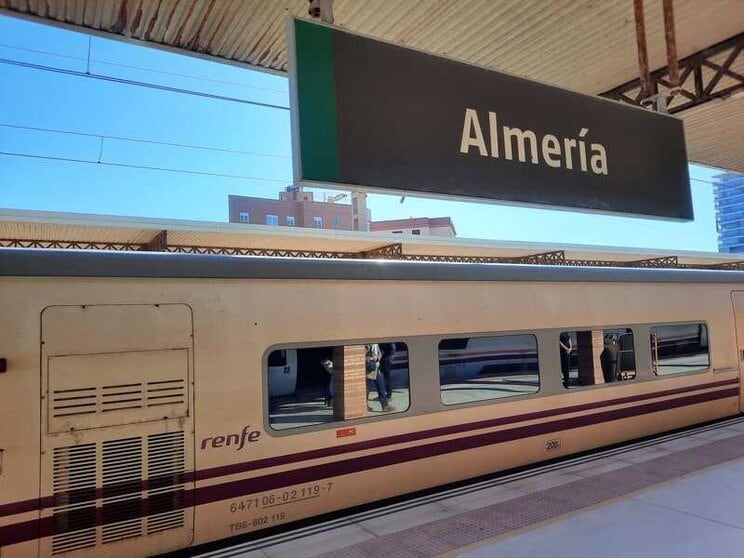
xmin=459 ymin=108 xmax=608 ymax=175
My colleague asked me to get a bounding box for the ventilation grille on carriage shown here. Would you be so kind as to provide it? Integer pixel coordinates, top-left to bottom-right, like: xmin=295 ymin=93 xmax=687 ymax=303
xmin=52 ymin=444 xmax=97 ymax=554
xmin=47 ymin=349 xmax=189 ymax=433
xmin=50 ymin=387 xmax=97 ymax=418
xmin=147 ymin=431 xmax=186 ymax=534
xmin=101 ymin=437 xmax=143 ymax=543
xmin=50 ymin=380 xmax=186 ymax=418
xmin=102 ymin=384 xmax=144 ymax=413
xmin=146 ymin=380 xmax=186 ymax=408
xmin=51 ymin=432 xmax=186 ymax=553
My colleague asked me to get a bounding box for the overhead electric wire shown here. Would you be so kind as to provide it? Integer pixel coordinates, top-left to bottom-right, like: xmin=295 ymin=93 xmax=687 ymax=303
xmin=0 ymin=151 xmax=289 ymax=183
xmin=0 ymin=150 xmax=721 ymax=191
xmin=0 ymin=45 xmax=729 ymax=190
xmin=0 ymin=123 xmax=290 ymax=160
xmin=93 ymin=59 xmax=287 ymax=92
xmin=0 ymin=42 xmax=288 ymax=93
xmin=0 ymin=42 xmax=85 ymax=60
xmin=0 ymin=57 xmax=289 ymax=110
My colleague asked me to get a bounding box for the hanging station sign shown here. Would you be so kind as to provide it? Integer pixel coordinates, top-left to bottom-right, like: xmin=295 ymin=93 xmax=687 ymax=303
xmin=288 ymin=18 xmax=693 ymax=220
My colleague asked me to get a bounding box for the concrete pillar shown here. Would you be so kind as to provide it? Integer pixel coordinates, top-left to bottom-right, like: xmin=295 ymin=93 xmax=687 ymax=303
xmin=351 ymin=193 xmax=369 ymax=232
xmin=576 ymin=330 xmax=605 ymax=385
xmin=332 ymin=345 xmax=368 ymax=420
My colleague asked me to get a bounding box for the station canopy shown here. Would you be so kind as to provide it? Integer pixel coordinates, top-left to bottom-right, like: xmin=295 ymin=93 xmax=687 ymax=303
xmin=0 ymin=0 xmax=742 ymax=172
xmin=3 ymin=208 xmax=744 ymax=271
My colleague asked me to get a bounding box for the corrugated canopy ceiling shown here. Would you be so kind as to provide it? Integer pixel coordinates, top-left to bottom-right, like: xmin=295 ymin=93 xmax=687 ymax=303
xmin=1 ymin=0 xmax=742 ymax=171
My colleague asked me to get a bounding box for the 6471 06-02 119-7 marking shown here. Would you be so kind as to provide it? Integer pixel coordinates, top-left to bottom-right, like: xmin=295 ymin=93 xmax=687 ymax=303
xmin=227 ymin=482 xmax=334 ymax=534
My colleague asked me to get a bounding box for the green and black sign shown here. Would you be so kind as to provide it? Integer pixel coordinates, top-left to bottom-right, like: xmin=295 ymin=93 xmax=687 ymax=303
xmin=288 ymin=18 xmax=692 ymax=220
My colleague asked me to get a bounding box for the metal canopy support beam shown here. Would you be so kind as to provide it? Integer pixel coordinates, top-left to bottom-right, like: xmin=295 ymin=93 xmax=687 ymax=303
xmin=662 ymin=0 xmax=680 ymax=89
xmin=633 ymin=0 xmax=653 ymax=99
xmin=168 ymin=245 xmax=355 ymax=259
xmin=139 ymin=230 xmax=168 ymax=252
xmin=0 ymin=238 xmax=141 ymax=251
xmin=601 ymin=33 xmax=744 ymax=114
xmin=624 ymin=256 xmax=679 ymax=268
xmin=705 ymin=261 xmax=744 ymax=271
xmin=359 ymin=243 xmax=404 ymax=259
xmin=308 ymin=0 xmax=333 ymax=24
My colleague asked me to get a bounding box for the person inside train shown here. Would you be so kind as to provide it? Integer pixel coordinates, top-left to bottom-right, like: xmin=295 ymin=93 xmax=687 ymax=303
xmin=559 ymin=332 xmax=572 ymax=387
xmin=379 ymin=342 xmax=396 ymax=399
xmin=600 ymin=335 xmax=621 ymax=383
xmin=321 ymin=358 xmax=334 ymax=407
xmin=366 ymin=343 xmax=393 ymax=412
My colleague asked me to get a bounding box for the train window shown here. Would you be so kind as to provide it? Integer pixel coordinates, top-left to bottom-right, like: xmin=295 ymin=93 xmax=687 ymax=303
xmin=267 ymin=342 xmax=410 ymax=431
xmin=650 ymin=324 xmax=710 ymax=375
xmin=559 ymin=328 xmax=636 ymax=389
xmin=268 ymin=349 xmax=287 ymax=368
xmin=438 ymin=334 xmax=539 ymax=405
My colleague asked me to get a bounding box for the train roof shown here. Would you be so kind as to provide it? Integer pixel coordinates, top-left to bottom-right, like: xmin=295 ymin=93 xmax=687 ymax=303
xmin=1 ymin=208 xmax=743 ymax=274
xmin=3 ymin=246 xmax=744 ymax=284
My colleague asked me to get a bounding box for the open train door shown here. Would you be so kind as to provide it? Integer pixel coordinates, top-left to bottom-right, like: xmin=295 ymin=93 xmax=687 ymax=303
xmin=731 ymin=292 xmax=744 ymax=412
xmin=39 ymin=304 xmax=195 ymax=557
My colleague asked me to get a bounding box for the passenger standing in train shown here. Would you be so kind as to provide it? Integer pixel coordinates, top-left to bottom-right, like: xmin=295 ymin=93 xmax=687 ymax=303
xmin=321 ymin=358 xmax=334 ymax=407
xmin=600 ymin=335 xmax=621 ymax=383
xmin=379 ymin=342 xmax=396 ymax=399
xmin=366 ymin=343 xmax=393 ymax=412
xmin=559 ymin=332 xmax=572 ymax=387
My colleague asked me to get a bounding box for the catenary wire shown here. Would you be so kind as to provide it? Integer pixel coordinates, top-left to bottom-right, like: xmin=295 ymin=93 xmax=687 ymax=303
xmin=0 ymin=123 xmax=290 ymax=160
xmin=0 ymin=42 xmax=287 ymax=93
xmin=0 ymin=57 xmax=290 ymax=110
xmin=0 ymin=42 xmax=86 ymax=60
xmin=0 ymin=151 xmax=289 ymax=183
xmin=0 ymin=150 xmax=723 ymax=190
xmin=0 ymin=126 xmax=726 ymax=186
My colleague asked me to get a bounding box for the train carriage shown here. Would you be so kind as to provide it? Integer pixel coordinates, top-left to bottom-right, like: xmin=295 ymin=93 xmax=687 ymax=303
xmin=1 ymin=247 xmax=743 ymax=557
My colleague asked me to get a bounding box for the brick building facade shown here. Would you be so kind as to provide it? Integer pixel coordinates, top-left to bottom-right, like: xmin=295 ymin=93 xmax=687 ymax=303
xmin=228 ymin=187 xmax=356 ymax=231
xmin=370 ymin=217 xmax=456 ymax=237
xmin=228 ymin=187 xmax=456 ymax=237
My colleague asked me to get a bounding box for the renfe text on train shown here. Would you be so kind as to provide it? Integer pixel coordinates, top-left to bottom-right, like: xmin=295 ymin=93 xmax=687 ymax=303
xmin=459 ymin=108 xmax=609 ymax=175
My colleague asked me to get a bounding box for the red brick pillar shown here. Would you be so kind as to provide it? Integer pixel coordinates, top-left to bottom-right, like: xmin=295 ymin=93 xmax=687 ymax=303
xmin=332 ymin=345 xmax=368 ymax=420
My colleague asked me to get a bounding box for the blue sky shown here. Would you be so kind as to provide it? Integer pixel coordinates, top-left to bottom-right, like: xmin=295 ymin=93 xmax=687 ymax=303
xmin=0 ymin=14 xmax=732 ymax=251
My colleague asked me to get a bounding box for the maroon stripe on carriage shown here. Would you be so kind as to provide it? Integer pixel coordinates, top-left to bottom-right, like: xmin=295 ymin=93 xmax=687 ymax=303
xmin=193 ymin=378 xmax=738 ymax=482
xmin=0 ymin=378 xmax=737 ymax=520
xmin=0 ymin=385 xmax=736 ymax=547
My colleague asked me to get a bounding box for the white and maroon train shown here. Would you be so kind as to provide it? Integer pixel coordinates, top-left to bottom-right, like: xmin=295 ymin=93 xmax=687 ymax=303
xmin=0 ymin=248 xmax=742 ymax=557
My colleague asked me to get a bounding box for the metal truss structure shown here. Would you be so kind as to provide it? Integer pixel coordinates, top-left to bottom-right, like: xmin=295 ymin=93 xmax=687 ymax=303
xmin=0 ymin=238 xmax=142 ymax=251
xmin=601 ymin=33 xmax=744 ymax=113
xmin=3 ymin=237 xmax=744 ymax=271
xmin=168 ymin=244 xmax=356 ymax=259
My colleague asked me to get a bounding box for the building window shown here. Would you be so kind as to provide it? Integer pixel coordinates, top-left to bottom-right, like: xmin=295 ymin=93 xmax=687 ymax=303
xmin=392 ymin=231 xmax=403 ymax=234
xmin=267 ymin=342 xmax=410 ymax=431
xmin=332 ymin=217 xmax=341 ymax=229
xmin=239 ymin=212 xmax=249 ymax=223
xmin=313 ymin=216 xmax=323 ymax=228
xmin=439 ymin=334 xmax=539 ymax=405
xmin=286 ymin=216 xmax=295 ymax=226
xmin=412 ymin=229 xmax=421 ymax=235
xmin=559 ymin=328 xmax=636 ymax=389
xmin=651 ymin=323 xmax=709 ymax=375
xmin=266 ymin=214 xmax=279 ymax=226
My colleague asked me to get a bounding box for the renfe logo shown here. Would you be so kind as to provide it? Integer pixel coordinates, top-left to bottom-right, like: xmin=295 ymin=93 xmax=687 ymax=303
xmin=201 ymin=425 xmax=261 ymax=450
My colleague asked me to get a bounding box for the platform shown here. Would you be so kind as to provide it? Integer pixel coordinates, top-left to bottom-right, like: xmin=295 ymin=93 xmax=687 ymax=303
xmin=194 ymin=417 xmax=744 ymax=558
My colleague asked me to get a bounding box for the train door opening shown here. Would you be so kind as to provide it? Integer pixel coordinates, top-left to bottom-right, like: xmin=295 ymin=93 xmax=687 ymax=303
xmin=39 ymin=304 xmax=195 ymax=558
xmin=731 ymin=292 xmax=744 ymax=412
